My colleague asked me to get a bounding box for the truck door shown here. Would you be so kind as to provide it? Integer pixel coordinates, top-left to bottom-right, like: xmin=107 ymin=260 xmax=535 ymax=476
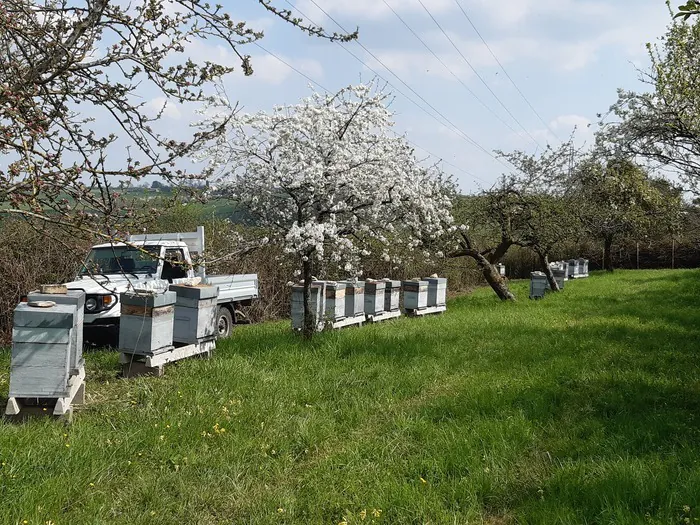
xmin=162 ymin=248 xmax=189 ymax=282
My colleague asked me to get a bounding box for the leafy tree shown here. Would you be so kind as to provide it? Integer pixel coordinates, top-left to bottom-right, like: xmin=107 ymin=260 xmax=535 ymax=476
xmin=676 ymin=1 xmax=700 ymax=19
xmin=0 ymin=0 xmax=355 ymax=243
xmin=572 ymin=157 xmax=670 ymax=272
xmin=600 ymin=12 xmax=700 ymax=193
xmin=196 ymin=82 xmax=455 ymax=337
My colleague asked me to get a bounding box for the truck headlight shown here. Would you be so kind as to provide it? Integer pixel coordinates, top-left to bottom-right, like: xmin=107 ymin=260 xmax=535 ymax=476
xmin=84 ymin=294 xmax=117 ymax=313
xmin=85 ymin=297 xmax=98 ymax=312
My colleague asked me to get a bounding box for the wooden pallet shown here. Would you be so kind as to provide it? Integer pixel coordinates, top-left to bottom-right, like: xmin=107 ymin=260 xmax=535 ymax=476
xmin=5 ymin=365 xmax=85 ymax=422
xmin=366 ymin=310 xmax=402 ymax=323
xmin=406 ymin=305 xmax=447 ymax=317
xmin=330 ymin=316 xmax=365 ymax=329
xmin=120 ymin=339 xmax=216 ymax=378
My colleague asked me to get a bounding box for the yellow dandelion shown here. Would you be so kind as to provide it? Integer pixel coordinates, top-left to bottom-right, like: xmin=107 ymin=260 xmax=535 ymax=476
xmin=159 ymin=435 xmax=165 ymax=441
xmin=22 ymin=520 xmax=28 ymax=525
xmin=372 ymin=508 xmax=382 ymax=518
xmin=89 ymin=482 xmax=95 ymax=487
xmin=65 ymin=444 xmax=70 ymax=448
xmin=684 ymin=506 xmax=692 ymax=513
xmin=150 ymin=510 xmax=156 ymax=516
xmin=420 ymin=477 xmax=427 ymax=484
xmin=277 ymin=508 xmax=285 ymax=514
xmin=360 ymin=509 xmax=367 ymax=520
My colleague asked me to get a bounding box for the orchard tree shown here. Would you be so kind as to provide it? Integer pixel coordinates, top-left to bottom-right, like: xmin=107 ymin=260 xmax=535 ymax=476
xmin=497 ymin=140 xmax=582 ymax=291
xmin=0 ymin=0 xmax=354 ymax=244
xmin=196 ymin=82 xmax=455 ymax=337
xmin=601 ymin=12 xmax=700 ymax=193
xmin=572 ymin=157 xmax=668 ymax=272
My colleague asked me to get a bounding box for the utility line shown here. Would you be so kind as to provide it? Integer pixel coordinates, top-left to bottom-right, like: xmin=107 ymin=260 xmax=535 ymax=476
xmin=254 ymin=42 xmax=489 ymax=185
xmin=416 ymin=0 xmax=544 ymax=150
xmin=298 ymin=0 xmax=512 ymax=171
xmin=452 ymin=0 xmax=562 ymax=142
xmin=380 ymin=0 xmax=523 ymax=141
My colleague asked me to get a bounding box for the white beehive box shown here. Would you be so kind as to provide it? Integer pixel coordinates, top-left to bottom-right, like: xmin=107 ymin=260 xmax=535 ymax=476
xmin=529 ymin=272 xmax=548 ymax=299
xmin=551 ymin=269 xmax=566 ymax=289
xmin=578 ymin=258 xmax=589 ymax=277
xmin=496 ymin=263 xmax=506 ymax=277
xmin=343 ymin=281 xmax=365 ymax=319
xmin=567 ymin=259 xmax=580 ymax=279
xmin=364 ymin=280 xmax=386 ymax=316
xmin=169 ymin=284 xmax=219 ymax=344
xmin=425 ymin=277 xmax=447 ymax=307
xmin=9 ymin=302 xmax=77 ymax=398
xmin=291 ymin=282 xmax=324 ymax=331
xmin=27 ymin=290 xmax=85 ymax=375
xmin=119 ymin=291 xmax=176 ymax=355
xmin=324 ymin=281 xmax=346 ymax=323
xmin=403 ymin=280 xmax=428 ymax=310
xmin=382 ymin=279 xmax=401 ymax=312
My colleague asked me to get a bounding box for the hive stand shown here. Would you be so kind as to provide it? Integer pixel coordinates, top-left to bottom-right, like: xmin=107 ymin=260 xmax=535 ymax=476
xmin=120 ymin=340 xmax=215 ymax=378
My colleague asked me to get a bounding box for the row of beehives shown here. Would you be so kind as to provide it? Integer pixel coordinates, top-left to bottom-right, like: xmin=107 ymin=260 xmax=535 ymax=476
xmin=530 ymin=258 xmax=590 ymax=299
xmin=291 ymin=277 xmax=448 ymax=331
xmin=5 ymin=283 xmax=220 ymax=419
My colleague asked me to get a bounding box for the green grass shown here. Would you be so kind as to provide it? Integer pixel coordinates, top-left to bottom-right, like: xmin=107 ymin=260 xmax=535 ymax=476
xmin=1 ymin=270 xmax=700 ymax=524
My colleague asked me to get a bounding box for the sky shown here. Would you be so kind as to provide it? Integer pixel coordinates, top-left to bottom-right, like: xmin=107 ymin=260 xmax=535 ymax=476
xmin=159 ymin=0 xmax=675 ymax=193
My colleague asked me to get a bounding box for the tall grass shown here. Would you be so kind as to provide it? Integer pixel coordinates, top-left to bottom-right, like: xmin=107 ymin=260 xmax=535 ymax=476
xmin=1 ymin=270 xmax=700 ymax=523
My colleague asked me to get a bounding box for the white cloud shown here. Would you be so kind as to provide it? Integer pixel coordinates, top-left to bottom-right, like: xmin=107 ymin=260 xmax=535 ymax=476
xmin=148 ymin=97 xmax=182 ymax=120
xmin=249 ymin=54 xmax=325 ymax=85
xmin=294 ymin=0 xmax=456 ymax=22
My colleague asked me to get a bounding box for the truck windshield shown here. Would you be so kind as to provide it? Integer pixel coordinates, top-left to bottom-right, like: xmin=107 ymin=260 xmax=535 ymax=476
xmin=79 ymin=246 xmax=160 ymax=276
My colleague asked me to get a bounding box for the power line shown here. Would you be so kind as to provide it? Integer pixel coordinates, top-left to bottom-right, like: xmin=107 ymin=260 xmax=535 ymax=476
xmin=255 ymin=39 xmax=489 ymax=185
xmin=298 ymin=0 xmax=512 ymax=171
xmin=380 ymin=0 xmax=525 ymax=142
xmin=452 ymin=0 xmax=562 ymax=142
xmin=416 ymin=0 xmax=544 ymax=150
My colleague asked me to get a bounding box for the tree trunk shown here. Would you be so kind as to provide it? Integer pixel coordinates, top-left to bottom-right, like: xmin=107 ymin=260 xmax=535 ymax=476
xmin=604 ymin=236 xmax=614 ymax=273
xmin=302 ymin=257 xmax=315 ymax=339
xmin=538 ymin=251 xmax=559 ymax=292
xmin=475 ymin=252 xmax=516 ymax=301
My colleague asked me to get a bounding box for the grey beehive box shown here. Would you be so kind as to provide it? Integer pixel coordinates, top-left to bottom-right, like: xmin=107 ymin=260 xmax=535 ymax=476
xmin=567 ymin=259 xmax=579 ymax=279
xmin=119 ymin=291 xmax=176 ymax=355
xmin=291 ymin=282 xmax=324 ymax=331
xmin=403 ymin=280 xmax=428 ymax=310
xmin=364 ymin=280 xmax=386 ymax=316
xmin=552 ymin=269 xmax=566 ymax=290
xmin=9 ymin=302 xmax=77 ymax=398
xmin=578 ymin=258 xmax=589 ymax=277
xmin=324 ymin=281 xmax=346 ymax=323
xmin=425 ymin=277 xmax=447 ymax=307
xmin=169 ymin=284 xmax=219 ymax=344
xmin=382 ymin=279 xmax=401 ymax=312
xmin=27 ymin=289 xmax=85 ymax=375
xmin=529 ymin=272 xmax=548 ymax=299
xmin=343 ymin=281 xmax=365 ymax=318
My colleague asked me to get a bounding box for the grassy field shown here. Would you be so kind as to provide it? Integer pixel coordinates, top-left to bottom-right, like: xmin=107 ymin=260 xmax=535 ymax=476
xmin=1 ymin=270 xmax=700 ymax=524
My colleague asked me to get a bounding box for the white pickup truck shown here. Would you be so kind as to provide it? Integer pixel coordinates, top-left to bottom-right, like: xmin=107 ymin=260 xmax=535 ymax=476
xmin=62 ymin=227 xmax=258 ymax=340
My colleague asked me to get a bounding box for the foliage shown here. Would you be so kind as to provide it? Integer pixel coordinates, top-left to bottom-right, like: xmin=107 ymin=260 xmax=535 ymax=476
xmin=600 ymin=13 xmax=700 ymax=192
xmin=676 ymin=0 xmax=700 ymax=18
xmin=2 ymin=270 xmax=700 ymax=523
xmin=0 ymin=0 xmax=353 ymax=241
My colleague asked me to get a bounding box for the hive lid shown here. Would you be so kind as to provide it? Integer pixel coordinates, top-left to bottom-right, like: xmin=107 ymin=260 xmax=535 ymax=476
xmin=28 ymin=290 xmax=86 ymax=308
xmin=13 ymin=302 xmax=76 ymax=328
xmin=120 ymin=290 xmax=177 ymax=308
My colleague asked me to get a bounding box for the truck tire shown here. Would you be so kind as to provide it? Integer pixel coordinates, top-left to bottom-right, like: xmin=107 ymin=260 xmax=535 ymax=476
xmin=216 ymin=306 xmax=234 ymax=339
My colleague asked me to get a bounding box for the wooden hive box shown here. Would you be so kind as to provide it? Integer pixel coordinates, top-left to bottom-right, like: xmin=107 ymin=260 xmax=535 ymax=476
xmin=119 ymin=291 xmax=176 ymax=355
xmin=529 ymin=272 xmax=548 ymax=299
xmin=424 ymin=277 xmax=447 ymax=307
xmin=343 ymin=281 xmax=365 ymax=319
xmin=9 ymin=302 xmax=77 ymax=398
xmin=364 ymin=280 xmax=386 ymax=316
xmin=324 ymin=281 xmax=346 ymax=323
xmin=169 ymin=284 xmax=219 ymax=344
xmin=382 ymin=280 xmax=401 ymax=312
xmin=27 ymin=290 xmax=85 ymax=375
xmin=291 ymin=282 xmax=324 ymax=331
xmin=403 ymin=280 xmax=428 ymax=310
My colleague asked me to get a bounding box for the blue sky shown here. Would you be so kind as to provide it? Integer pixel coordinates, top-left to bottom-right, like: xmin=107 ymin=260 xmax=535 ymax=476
xmin=169 ymin=0 xmax=674 ymax=193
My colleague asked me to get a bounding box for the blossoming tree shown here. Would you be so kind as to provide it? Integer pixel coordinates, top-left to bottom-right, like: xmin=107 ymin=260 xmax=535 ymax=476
xmin=196 ymin=82 xmax=455 ymax=336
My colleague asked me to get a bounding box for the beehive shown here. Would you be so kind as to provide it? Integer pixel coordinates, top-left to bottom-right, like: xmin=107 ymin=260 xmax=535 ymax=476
xmin=425 ymin=277 xmax=447 ymax=307
xmin=552 ymin=269 xmax=566 ymax=289
xmin=403 ymin=280 xmax=428 ymax=310
xmin=382 ymin=279 xmax=401 ymax=312
xmin=529 ymin=272 xmax=548 ymax=299
xmin=9 ymin=302 xmax=78 ymax=398
xmin=27 ymin=289 xmax=85 ymax=375
xmin=578 ymin=258 xmax=589 ymax=277
xmin=324 ymin=281 xmax=346 ymax=323
xmin=291 ymin=282 xmax=324 ymax=331
xmin=119 ymin=291 xmax=176 ymax=355
xmin=567 ymin=259 xmax=580 ymax=279
xmin=364 ymin=280 xmax=386 ymax=316
xmin=497 ymin=263 xmax=506 ymax=277
xmin=169 ymin=284 xmax=219 ymax=344
xmin=343 ymin=281 xmax=365 ymax=319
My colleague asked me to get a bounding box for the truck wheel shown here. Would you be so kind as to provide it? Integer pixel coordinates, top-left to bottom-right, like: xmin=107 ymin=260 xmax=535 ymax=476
xmin=216 ymin=307 xmax=234 ymax=339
